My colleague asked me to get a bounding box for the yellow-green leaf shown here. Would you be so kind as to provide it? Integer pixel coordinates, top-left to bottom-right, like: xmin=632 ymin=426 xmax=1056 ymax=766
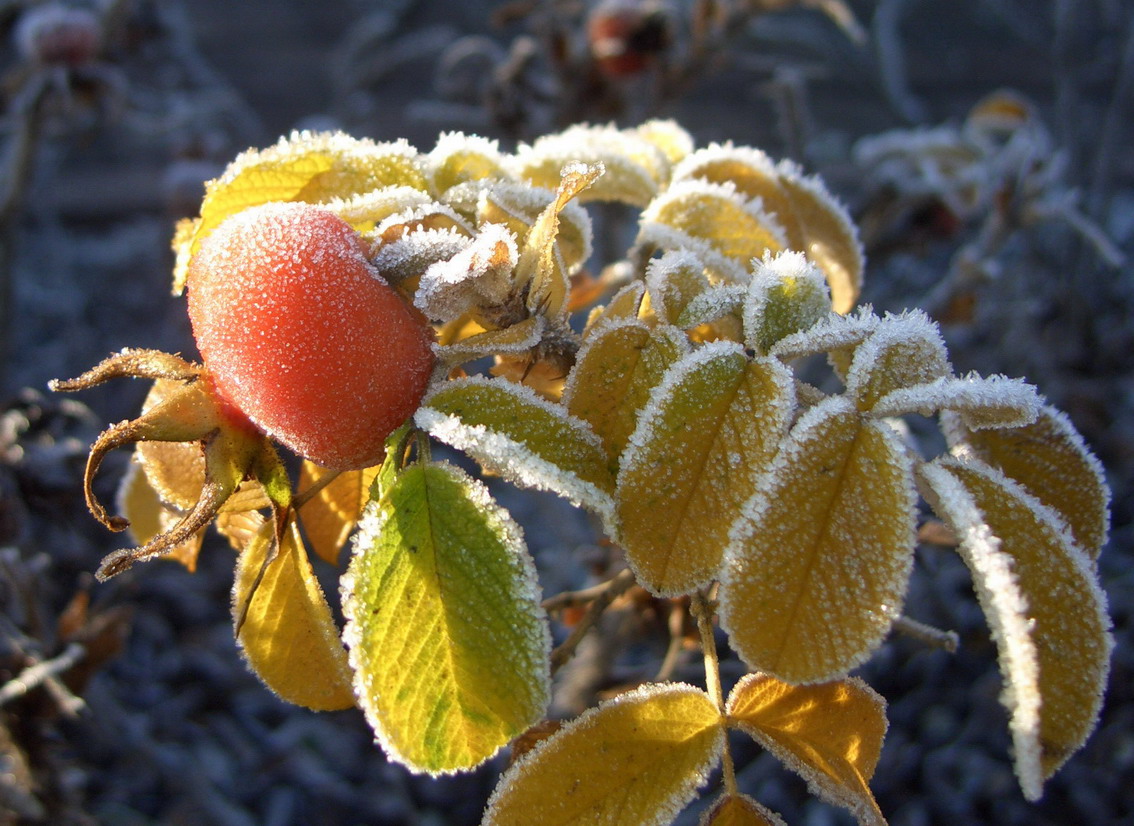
xmin=872 ymin=374 xmax=1040 ymax=430
xmin=415 ymin=377 xmax=615 ymax=520
xmin=720 ymin=397 xmax=916 ymax=683
xmin=944 ymin=406 xmax=1109 ymax=559
xmin=726 ymin=674 xmax=887 ymax=826
xmin=638 ymin=180 xmax=786 ymax=283
xmin=645 ymin=249 xmax=711 ymax=326
xmin=920 ymin=457 xmax=1112 ymax=799
xmin=743 ymin=251 xmax=832 ymax=354
xmin=699 ymin=793 xmax=786 ymax=826
xmin=584 ymin=281 xmax=646 ymax=337
xmin=844 ymin=311 xmax=950 ymax=411
xmin=776 ymin=161 xmax=864 ymax=314
xmin=617 ymin=343 xmax=794 ymax=595
xmin=483 ymin=683 xmax=723 ymax=826
xmin=298 ymin=461 xmax=381 ymax=566
xmin=232 ymin=519 xmax=355 ymax=711
xmin=342 ymin=462 xmax=550 ymax=774
xmin=436 ymin=316 xmax=545 ymax=365
xmin=564 ymin=320 xmax=688 ymax=470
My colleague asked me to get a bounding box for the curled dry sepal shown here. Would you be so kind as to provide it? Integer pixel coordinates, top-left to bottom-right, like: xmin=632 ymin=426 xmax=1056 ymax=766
xmin=52 ymin=123 xmax=1112 ymax=824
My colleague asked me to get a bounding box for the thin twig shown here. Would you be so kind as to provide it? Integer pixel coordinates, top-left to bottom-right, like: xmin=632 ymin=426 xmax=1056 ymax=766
xmin=654 ymin=599 xmax=688 ymax=683
xmin=892 ymin=615 xmax=959 ymax=653
xmin=547 ymin=568 xmax=636 ymax=674
xmin=0 ymin=642 xmax=87 ymax=709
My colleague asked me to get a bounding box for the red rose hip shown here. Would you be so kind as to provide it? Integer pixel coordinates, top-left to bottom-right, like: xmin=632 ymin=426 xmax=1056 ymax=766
xmin=187 ymin=202 xmax=435 ymax=470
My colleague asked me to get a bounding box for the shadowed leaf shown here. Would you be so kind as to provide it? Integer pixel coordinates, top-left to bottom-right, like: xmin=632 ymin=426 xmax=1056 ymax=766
xmin=298 ymin=461 xmax=382 ymax=565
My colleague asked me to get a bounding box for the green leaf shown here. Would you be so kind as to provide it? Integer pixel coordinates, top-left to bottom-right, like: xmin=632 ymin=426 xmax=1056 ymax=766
xmin=920 ymin=457 xmax=1112 ymax=799
xmin=483 ymin=683 xmax=723 ymax=826
xmin=743 ymin=251 xmax=832 ymax=354
xmin=616 ymin=343 xmax=794 ymax=595
xmin=564 ymin=320 xmax=688 ymax=471
xmin=415 ymin=377 xmax=615 ymax=521
xmin=720 ymin=396 xmax=916 ymax=683
xmin=342 ymin=462 xmax=551 ymax=774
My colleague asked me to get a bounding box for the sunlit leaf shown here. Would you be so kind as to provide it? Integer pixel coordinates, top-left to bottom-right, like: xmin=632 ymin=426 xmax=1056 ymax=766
xmin=638 ymin=180 xmax=786 ymax=283
xmin=585 ymin=281 xmax=647 ymax=337
xmin=645 ymin=249 xmax=711 ymax=325
xmin=436 ymin=316 xmax=545 ymax=365
xmin=232 ymin=519 xmax=355 ymax=711
xmin=699 ymin=793 xmax=786 ymax=826
xmin=872 ymin=374 xmax=1040 ymax=430
xmin=770 ymin=306 xmax=879 ymax=366
xmin=743 ymin=251 xmax=832 ymax=354
xmin=726 ymin=674 xmax=887 ymax=826
xmin=720 ymin=397 xmax=916 ymax=683
xmin=920 ymin=457 xmax=1112 ymax=799
xmin=676 ymin=286 xmax=746 ymax=332
xmin=133 ymin=379 xmax=205 ymax=511
xmin=415 ymin=377 xmax=615 ymax=521
xmin=342 ymin=462 xmax=550 ymax=773
xmin=844 ymin=312 xmax=950 ymax=411
xmin=483 ymin=683 xmax=723 ymax=826
xmin=479 ymin=180 xmax=593 ymax=273
xmin=617 ymin=343 xmax=794 ymax=595
xmin=428 ymin=132 xmax=508 ymax=193
xmin=635 ymin=119 xmax=695 ymax=167
xmin=943 ymin=406 xmax=1110 ymax=558
xmin=116 ymin=460 xmax=204 ymax=571
xmin=298 ymin=461 xmax=382 ymax=565
xmin=564 ymin=320 xmax=689 ymax=470
xmin=516 ymin=123 xmax=669 ymax=206
xmin=776 ymin=161 xmax=864 ymax=314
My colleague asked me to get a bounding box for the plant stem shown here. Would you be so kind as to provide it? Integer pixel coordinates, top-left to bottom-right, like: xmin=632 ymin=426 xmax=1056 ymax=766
xmin=547 ymin=568 xmax=636 ymax=675
xmin=691 ymin=589 xmax=737 ymax=797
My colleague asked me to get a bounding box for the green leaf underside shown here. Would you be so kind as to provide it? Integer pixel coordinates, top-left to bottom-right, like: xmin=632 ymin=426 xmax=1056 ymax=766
xmin=483 ymin=683 xmax=723 ymax=826
xmin=342 ymin=462 xmax=550 ymax=774
xmin=415 ymin=378 xmax=615 ymax=519
xmin=565 ymin=321 xmax=688 ymax=471
xmin=921 ymin=457 xmax=1111 ymax=798
xmin=617 ymin=343 xmax=794 ymax=596
xmin=232 ymin=520 xmax=355 ymax=711
xmin=726 ymin=674 xmax=887 ymax=826
xmin=720 ymin=397 xmax=916 ymax=683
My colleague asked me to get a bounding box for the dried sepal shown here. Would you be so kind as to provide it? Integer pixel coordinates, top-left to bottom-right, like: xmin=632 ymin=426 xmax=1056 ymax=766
xmin=720 ymin=397 xmax=916 ymax=683
xmin=133 ymin=379 xmax=207 ymax=512
xmin=435 ymin=316 xmax=546 ymax=366
xmin=478 ymin=180 xmax=593 ymax=273
xmin=943 ymin=406 xmax=1109 ymax=557
xmin=370 ymin=225 xmax=471 ymax=289
xmin=919 ymin=457 xmax=1112 ymax=799
xmin=48 ymin=348 xmax=201 ymax=391
xmin=411 ymin=224 xmax=519 ymax=323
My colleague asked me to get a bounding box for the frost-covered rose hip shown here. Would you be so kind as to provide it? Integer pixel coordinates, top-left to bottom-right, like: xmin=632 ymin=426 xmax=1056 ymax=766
xmin=187 ymin=202 xmax=435 ymax=470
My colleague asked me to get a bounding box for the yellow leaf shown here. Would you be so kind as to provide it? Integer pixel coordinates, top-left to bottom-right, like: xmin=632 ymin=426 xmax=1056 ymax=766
xmin=720 ymin=397 xmax=916 ymax=683
xmin=427 ymin=132 xmax=508 ymax=193
xmin=743 ymin=251 xmax=832 ymax=354
xmin=844 ymin=312 xmax=950 ymax=411
xmin=699 ymin=793 xmax=786 ymax=826
xmin=116 ymin=460 xmax=204 ymax=572
xmin=646 ymin=249 xmax=711 ymax=326
xmin=639 ymin=180 xmax=786 ymax=283
xmin=232 ymin=520 xmax=355 ymax=711
xmin=436 ymin=316 xmax=546 ymax=365
xmin=215 ymin=507 xmax=266 ymax=552
xmin=635 ymin=119 xmax=695 ymax=167
xmin=516 ymin=123 xmax=668 ymax=206
xmin=872 ymin=374 xmax=1040 ymax=430
xmin=342 ymin=462 xmax=550 ymax=773
xmin=416 ymin=377 xmax=615 ymax=519
xmin=920 ymin=457 xmax=1112 ymax=799
xmin=564 ymin=321 xmax=688 ymax=470
xmin=945 ymin=406 xmax=1109 ymax=558
xmin=617 ymin=344 xmax=794 ymax=595
xmin=298 ymin=461 xmax=381 ymax=566
xmin=483 ymin=683 xmax=723 ymax=826
xmin=776 ymin=162 xmax=864 ymax=314
xmin=479 ymin=180 xmax=592 ymax=274
xmin=584 ymin=281 xmax=647 ymax=337
xmin=726 ymin=674 xmax=887 ymax=826
xmin=133 ymin=380 xmax=205 ymax=511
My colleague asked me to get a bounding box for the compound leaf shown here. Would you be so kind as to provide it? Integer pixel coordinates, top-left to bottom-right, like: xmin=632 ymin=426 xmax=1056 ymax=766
xmin=920 ymin=457 xmax=1112 ymax=799
xmin=617 ymin=343 xmax=794 ymax=595
xmin=232 ymin=519 xmax=355 ymax=712
xmin=483 ymin=683 xmax=723 ymax=826
xmin=726 ymin=674 xmax=887 ymax=826
xmin=943 ymin=406 xmax=1109 ymax=559
xmin=564 ymin=320 xmax=688 ymax=470
xmin=342 ymin=462 xmax=550 ymax=774
xmin=720 ymin=397 xmax=916 ymax=683
xmin=416 ymin=377 xmax=615 ymax=521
